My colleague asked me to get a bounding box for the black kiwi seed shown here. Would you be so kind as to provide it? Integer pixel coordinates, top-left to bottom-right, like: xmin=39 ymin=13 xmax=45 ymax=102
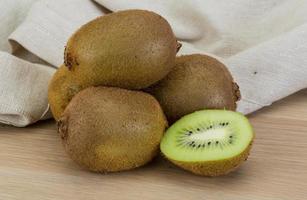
xmin=197 ymin=128 xmax=200 ymax=131
xmin=208 ymin=142 xmax=211 ymax=145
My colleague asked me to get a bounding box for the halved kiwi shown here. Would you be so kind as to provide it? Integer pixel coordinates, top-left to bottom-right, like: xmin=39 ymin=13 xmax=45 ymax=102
xmin=160 ymin=110 xmax=254 ymax=176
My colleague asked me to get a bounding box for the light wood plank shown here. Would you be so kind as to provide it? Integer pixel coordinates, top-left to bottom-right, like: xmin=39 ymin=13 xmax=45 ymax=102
xmin=0 ymin=89 xmax=306 ymax=200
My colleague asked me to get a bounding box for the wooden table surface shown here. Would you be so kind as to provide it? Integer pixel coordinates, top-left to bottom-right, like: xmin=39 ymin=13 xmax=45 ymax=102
xmin=1 ymin=89 xmax=307 ymax=200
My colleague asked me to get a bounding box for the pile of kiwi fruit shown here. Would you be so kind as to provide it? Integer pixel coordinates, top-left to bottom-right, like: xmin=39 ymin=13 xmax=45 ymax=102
xmin=48 ymin=9 xmax=254 ymax=176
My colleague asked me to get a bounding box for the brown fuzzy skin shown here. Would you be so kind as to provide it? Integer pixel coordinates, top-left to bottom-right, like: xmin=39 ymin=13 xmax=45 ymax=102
xmin=58 ymin=86 xmax=168 ymax=172
xmin=48 ymin=65 xmax=89 ymax=120
xmin=64 ymin=9 xmax=178 ymax=89
xmin=147 ymin=54 xmax=241 ymax=123
xmin=167 ymin=141 xmax=253 ymax=176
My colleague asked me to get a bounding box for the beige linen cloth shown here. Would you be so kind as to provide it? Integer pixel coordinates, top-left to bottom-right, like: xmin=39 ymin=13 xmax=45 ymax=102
xmin=1 ymin=0 xmax=307 ymax=127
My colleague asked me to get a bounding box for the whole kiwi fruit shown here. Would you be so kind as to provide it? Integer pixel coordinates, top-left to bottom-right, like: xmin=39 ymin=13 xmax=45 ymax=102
xmin=58 ymin=86 xmax=167 ymax=172
xmin=146 ymin=54 xmax=241 ymax=123
xmin=48 ymin=65 xmax=89 ymax=120
xmin=64 ymin=9 xmax=179 ymax=89
xmin=160 ymin=110 xmax=254 ymax=176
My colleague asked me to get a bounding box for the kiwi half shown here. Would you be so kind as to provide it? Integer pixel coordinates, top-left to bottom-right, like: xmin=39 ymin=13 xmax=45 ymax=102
xmin=58 ymin=86 xmax=167 ymax=172
xmin=64 ymin=9 xmax=179 ymax=90
xmin=147 ymin=54 xmax=241 ymax=123
xmin=160 ymin=110 xmax=254 ymax=176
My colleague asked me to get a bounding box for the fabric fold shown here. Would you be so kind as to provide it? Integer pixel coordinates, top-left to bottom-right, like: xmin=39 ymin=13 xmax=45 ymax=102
xmin=9 ymin=0 xmax=104 ymax=67
xmin=0 ymin=0 xmax=104 ymax=126
xmin=1 ymin=0 xmax=307 ymax=126
xmin=0 ymin=52 xmax=55 ymax=127
xmin=225 ymin=22 xmax=307 ymax=114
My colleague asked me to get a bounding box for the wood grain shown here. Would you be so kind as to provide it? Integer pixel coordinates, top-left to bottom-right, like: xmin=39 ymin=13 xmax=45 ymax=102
xmin=1 ymin=89 xmax=307 ymax=200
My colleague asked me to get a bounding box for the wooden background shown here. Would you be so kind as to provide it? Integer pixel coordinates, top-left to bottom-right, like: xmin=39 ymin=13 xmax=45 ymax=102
xmin=0 ymin=89 xmax=306 ymax=200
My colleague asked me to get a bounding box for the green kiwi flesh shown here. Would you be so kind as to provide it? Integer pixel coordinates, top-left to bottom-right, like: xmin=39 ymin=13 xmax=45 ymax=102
xmin=58 ymin=86 xmax=167 ymax=172
xmin=160 ymin=110 xmax=254 ymax=176
xmin=147 ymin=54 xmax=241 ymax=123
xmin=64 ymin=9 xmax=178 ymax=90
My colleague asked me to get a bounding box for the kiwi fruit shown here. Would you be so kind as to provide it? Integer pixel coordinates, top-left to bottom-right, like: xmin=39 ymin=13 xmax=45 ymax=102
xmin=64 ymin=9 xmax=179 ymax=90
xmin=146 ymin=54 xmax=241 ymax=123
xmin=160 ymin=110 xmax=254 ymax=176
xmin=58 ymin=86 xmax=167 ymax=172
xmin=48 ymin=65 xmax=89 ymax=120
